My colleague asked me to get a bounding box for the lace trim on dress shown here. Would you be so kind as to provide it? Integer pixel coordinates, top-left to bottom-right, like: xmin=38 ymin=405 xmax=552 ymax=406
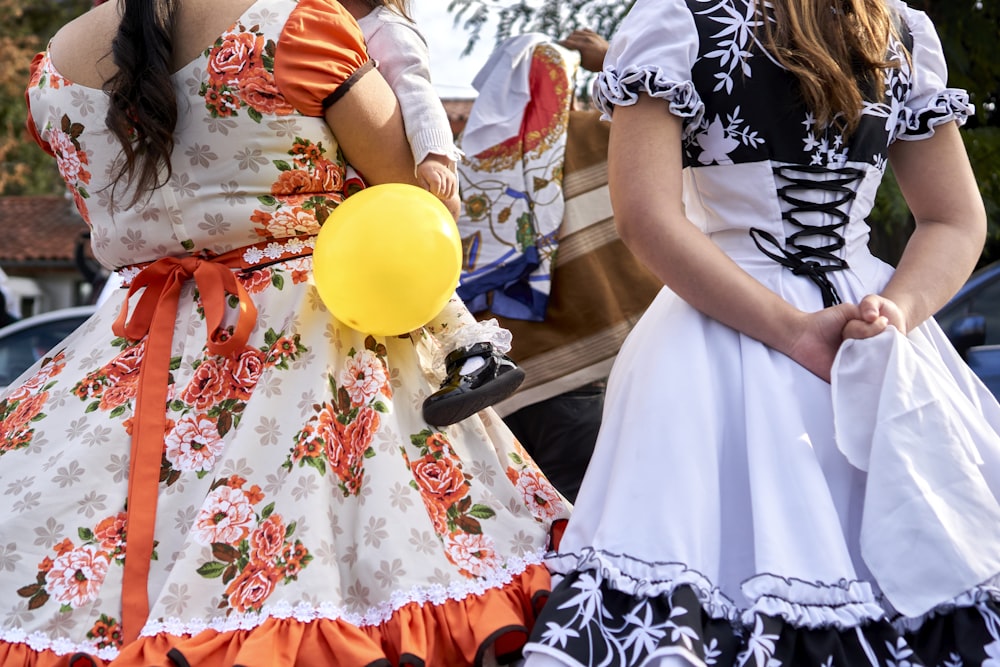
xmin=114 ymin=236 xmax=320 ymax=287
xmin=2 ymin=551 xmax=545 ymax=659
xmin=144 ymin=550 xmax=544 ymax=639
xmin=144 ymin=550 xmax=543 ymax=639
xmin=893 ymin=88 xmax=973 ymax=141
xmin=0 ymin=628 xmax=119 ymax=662
xmin=595 ymin=66 xmax=705 ymax=137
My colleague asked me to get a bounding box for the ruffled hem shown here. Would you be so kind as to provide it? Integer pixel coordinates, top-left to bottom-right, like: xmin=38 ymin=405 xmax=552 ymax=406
xmin=892 ymin=581 xmax=1000 ymax=633
xmin=544 ymin=549 xmax=885 ymax=630
xmin=594 ymin=66 xmax=705 ymax=137
xmin=893 ymin=88 xmax=973 ymax=141
xmin=525 ymin=557 xmax=1000 ymax=667
xmin=544 ymin=548 xmax=736 ymax=622
xmin=740 ymin=573 xmax=886 ymax=630
xmin=0 ymin=565 xmax=552 ymax=667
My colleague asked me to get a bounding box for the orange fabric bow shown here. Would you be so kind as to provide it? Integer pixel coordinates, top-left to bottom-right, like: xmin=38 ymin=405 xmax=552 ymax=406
xmin=111 ymin=252 xmax=257 ymax=643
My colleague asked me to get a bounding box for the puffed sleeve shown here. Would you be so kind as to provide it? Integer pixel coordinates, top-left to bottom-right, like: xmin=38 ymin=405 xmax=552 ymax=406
xmin=24 ymin=52 xmax=56 ymax=157
xmin=273 ymin=0 xmax=375 ymax=117
xmin=593 ymin=0 xmax=703 ymax=133
xmin=892 ymin=3 xmax=972 ymax=142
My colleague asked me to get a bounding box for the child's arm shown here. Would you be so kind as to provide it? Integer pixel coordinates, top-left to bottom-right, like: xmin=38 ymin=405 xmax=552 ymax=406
xmin=364 ymin=14 xmax=463 ymax=180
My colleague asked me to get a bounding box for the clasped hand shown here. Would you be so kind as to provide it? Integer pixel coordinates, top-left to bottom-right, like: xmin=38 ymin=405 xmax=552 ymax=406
xmin=787 ymin=294 xmax=907 ymax=382
xmin=842 ymin=293 xmax=907 ymax=341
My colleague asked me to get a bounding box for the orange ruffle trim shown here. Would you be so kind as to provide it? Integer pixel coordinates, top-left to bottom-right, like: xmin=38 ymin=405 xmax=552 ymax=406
xmin=0 ymin=564 xmax=553 ymax=667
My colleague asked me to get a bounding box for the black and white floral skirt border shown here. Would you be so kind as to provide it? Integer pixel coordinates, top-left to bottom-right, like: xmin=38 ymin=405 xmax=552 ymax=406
xmin=522 ymin=549 xmax=1000 ymax=667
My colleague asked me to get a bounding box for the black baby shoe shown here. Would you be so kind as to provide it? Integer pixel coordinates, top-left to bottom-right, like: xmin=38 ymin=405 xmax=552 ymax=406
xmin=422 ymin=342 xmax=525 ymax=427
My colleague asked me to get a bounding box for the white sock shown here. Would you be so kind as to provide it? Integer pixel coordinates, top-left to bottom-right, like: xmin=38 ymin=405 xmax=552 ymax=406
xmin=459 ymin=356 xmax=486 ymax=375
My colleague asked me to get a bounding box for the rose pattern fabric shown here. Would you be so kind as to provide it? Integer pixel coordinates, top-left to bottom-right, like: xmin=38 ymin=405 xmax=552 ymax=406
xmin=0 ymin=351 xmax=66 ymax=453
xmin=283 ymin=336 xmax=388 ymax=496
xmin=201 ymin=21 xmax=294 ymax=121
xmin=18 ymin=509 xmax=131 ymax=651
xmin=7 ymin=0 xmax=568 ymax=662
xmin=193 ymin=475 xmax=312 ymax=615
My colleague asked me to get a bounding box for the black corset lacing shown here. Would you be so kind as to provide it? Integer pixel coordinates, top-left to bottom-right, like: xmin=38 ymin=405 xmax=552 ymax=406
xmin=749 ymin=165 xmax=864 ymax=307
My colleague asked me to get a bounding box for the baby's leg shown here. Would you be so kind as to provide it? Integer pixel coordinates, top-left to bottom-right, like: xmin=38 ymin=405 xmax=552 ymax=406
xmin=420 ymin=294 xmax=524 ymax=427
xmin=424 ymin=293 xmax=512 ymax=360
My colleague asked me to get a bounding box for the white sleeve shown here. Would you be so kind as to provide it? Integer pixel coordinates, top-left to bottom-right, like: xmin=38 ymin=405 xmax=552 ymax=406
xmin=593 ymin=0 xmax=703 ymax=133
xmin=364 ymin=17 xmax=462 ymax=164
xmin=892 ymin=3 xmax=973 ymax=142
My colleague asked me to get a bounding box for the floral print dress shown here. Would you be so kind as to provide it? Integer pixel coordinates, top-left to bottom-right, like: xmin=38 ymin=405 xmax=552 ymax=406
xmin=0 ymin=1 xmax=568 ymax=665
xmin=522 ymin=0 xmax=1000 ymax=666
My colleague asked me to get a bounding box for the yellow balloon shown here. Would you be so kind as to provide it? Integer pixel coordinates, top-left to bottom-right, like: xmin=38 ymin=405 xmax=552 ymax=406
xmin=312 ymin=184 xmax=462 ymax=336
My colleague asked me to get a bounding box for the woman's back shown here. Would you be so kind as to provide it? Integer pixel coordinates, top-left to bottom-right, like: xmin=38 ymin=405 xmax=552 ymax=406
xmin=522 ymin=1 xmax=996 ymax=665
xmin=29 ymin=0 xmax=354 ymax=270
xmin=7 ymin=2 xmax=570 ymax=664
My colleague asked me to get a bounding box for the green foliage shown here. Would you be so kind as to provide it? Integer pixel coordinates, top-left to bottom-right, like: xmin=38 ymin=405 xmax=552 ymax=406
xmin=914 ymin=0 xmax=1000 ymax=129
xmin=0 ymin=0 xmax=91 ymax=196
xmin=870 ymin=1 xmax=1000 ymax=266
xmin=446 ymin=0 xmax=634 ymax=55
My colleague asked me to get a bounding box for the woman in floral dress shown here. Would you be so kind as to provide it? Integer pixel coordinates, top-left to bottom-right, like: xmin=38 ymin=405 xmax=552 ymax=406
xmin=522 ymin=0 xmax=1000 ymax=665
xmin=0 ymin=0 xmax=568 ymax=664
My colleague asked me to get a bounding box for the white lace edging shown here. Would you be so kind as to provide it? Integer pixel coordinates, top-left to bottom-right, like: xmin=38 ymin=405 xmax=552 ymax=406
xmin=741 ymin=573 xmax=886 ymax=630
xmin=594 ymin=66 xmax=705 ymax=137
xmin=240 ymin=236 xmax=316 ymax=265
xmin=0 ymin=626 xmax=118 ymax=661
xmin=1 ymin=550 xmax=546 ymax=659
xmin=430 ymin=318 xmax=514 ymax=370
xmin=442 ymin=319 xmax=513 ymax=355
xmin=544 ymin=548 xmax=738 ymax=622
xmin=114 ymin=237 xmax=318 ymax=286
xmin=893 ymin=88 xmax=973 ymax=141
xmin=141 ymin=549 xmax=545 ymax=639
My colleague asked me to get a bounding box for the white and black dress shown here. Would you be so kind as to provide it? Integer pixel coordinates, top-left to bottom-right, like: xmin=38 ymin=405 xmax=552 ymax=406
xmin=522 ymin=0 xmax=1000 ymax=665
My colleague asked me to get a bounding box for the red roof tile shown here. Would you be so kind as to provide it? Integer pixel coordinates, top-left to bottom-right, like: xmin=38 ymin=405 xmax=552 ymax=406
xmin=0 ymin=195 xmax=87 ymax=265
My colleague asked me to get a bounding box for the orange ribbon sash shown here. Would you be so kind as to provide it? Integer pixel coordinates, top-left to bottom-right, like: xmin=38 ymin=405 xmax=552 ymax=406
xmin=109 ymin=241 xmax=316 ymax=643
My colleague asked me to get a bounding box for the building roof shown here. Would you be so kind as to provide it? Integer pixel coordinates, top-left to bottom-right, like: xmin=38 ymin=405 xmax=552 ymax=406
xmin=0 ymin=195 xmax=87 ymax=266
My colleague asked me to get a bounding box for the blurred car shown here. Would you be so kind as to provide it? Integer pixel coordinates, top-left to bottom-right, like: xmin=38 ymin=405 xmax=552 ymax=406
xmin=0 ymin=305 xmax=96 ymax=389
xmin=935 ymin=259 xmax=1000 ymax=397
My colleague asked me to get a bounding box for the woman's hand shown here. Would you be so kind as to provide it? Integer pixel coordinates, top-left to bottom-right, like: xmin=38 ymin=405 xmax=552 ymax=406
xmin=841 ymin=293 xmax=907 ymax=340
xmin=784 ymin=302 xmax=862 ymax=382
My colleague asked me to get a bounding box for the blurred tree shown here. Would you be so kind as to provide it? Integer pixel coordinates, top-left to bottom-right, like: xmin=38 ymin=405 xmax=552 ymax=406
xmin=447 ymin=0 xmax=633 ymax=56
xmin=448 ymin=0 xmax=1000 ymax=266
xmin=872 ymin=0 xmax=1000 ymax=266
xmin=0 ymin=0 xmax=91 ymax=196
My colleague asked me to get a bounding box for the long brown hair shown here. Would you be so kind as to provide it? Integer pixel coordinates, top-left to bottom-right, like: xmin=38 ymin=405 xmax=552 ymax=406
xmin=757 ymin=0 xmax=903 ymax=134
xmin=356 ymin=0 xmax=412 ymax=22
xmin=104 ymin=0 xmax=179 ymax=207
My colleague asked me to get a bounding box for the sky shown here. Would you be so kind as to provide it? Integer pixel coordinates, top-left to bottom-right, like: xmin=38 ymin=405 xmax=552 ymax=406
xmin=410 ymin=4 xmax=496 ymax=99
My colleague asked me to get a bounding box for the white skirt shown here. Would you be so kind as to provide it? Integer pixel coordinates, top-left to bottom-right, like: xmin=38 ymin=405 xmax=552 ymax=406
xmin=524 ymin=247 xmax=1000 ymax=666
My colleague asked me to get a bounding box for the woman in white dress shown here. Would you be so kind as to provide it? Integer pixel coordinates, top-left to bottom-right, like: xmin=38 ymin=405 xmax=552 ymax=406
xmin=523 ymin=0 xmax=1000 ymax=665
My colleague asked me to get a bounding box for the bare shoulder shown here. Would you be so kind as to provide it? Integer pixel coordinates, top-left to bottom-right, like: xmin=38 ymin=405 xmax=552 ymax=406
xmin=46 ymin=0 xmax=261 ymax=88
xmin=47 ymin=2 xmax=120 ymax=87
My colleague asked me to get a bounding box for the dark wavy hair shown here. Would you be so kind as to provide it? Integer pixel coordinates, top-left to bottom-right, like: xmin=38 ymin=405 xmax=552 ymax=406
xmin=104 ymin=0 xmax=179 ymax=207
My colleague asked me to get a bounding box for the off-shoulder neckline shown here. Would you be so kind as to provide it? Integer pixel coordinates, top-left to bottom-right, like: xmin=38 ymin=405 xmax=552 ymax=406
xmin=44 ymin=0 xmax=267 ymax=92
